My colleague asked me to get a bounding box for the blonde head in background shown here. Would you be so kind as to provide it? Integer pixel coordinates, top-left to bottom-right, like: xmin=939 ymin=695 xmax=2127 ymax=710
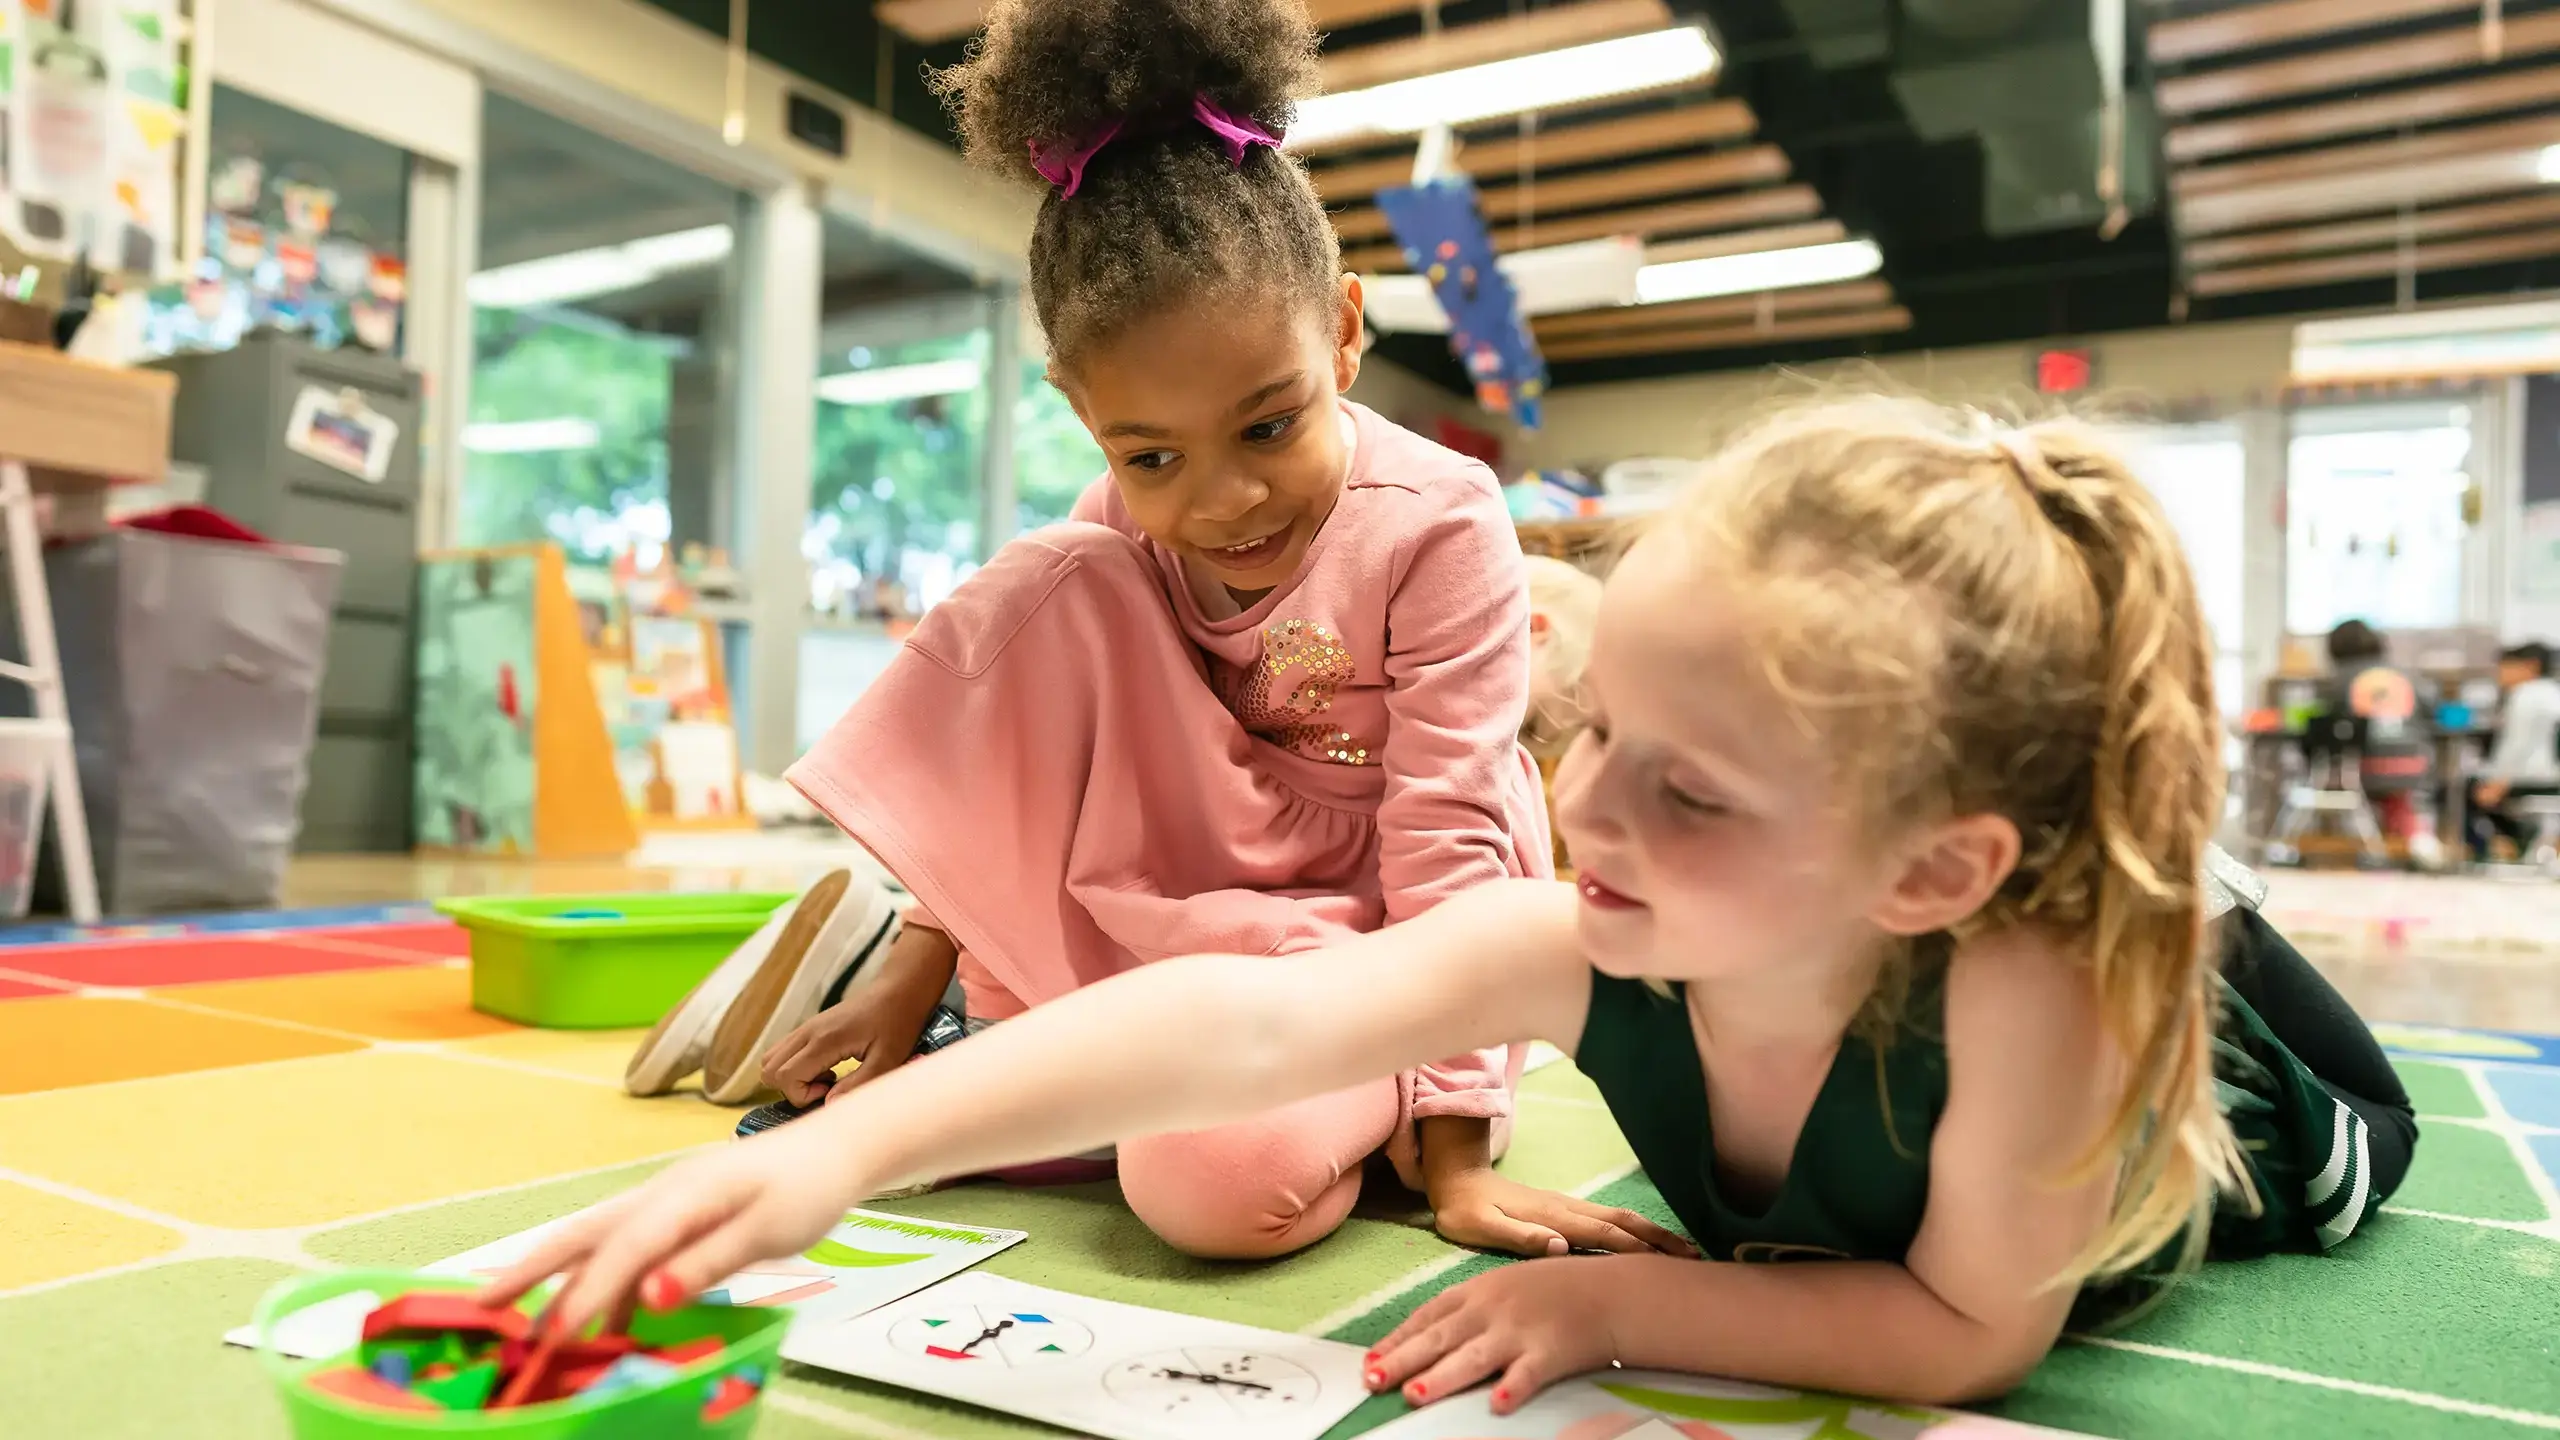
xmin=1522 ymin=555 xmax=1604 ymax=760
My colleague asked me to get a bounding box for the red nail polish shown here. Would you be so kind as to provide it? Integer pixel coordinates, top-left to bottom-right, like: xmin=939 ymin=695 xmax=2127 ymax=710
xmin=1410 ymin=1383 xmax=1428 ymax=1400
xmin=1495 ymin=1388 xmax=1511 ymax=1405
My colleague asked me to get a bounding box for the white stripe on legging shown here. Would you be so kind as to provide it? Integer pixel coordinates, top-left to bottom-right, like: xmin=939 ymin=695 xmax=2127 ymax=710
xmin=2306 ymin=1097 xmax=2353 ymax=1206
xmin=2316 ymin=1109 xmax=2373 ymax=1249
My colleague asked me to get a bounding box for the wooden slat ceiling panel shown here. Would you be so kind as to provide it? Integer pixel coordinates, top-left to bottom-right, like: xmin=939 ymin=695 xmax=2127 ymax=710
xmin=2188 ymin=228 xmax=2560 ymax=295
xmin=2166 ymin=67 xmax=2560 ymax=162
xmin=2183 ymin=191 xmax=2560 ymax=268
xmin=2178 ymin=152 xmax=2552 ymax=233
xmin=1542 ymin=305 xmax=1912 ymax=362
xmin=1309 ymin=101 xmax=1757 ymax=201
xmin=1644 ymin=220 xmax=1847 ymax=264
xmin=1306 ymin=0 xmax=1422 ymax=27
xmin=1533 ymin=279 xmax=1892 ymax=341
xmin=2148 ymin=0 xmax=2478 ymax=65
xmin=2156 ymin=11 xmax=2560 ymax=116
xmin=1320 ymin=0 xmax=1671 ymax=92
xmin=1329 ymin=146 xmax=1789 ymax=241
xmin=1342 ymin=184 xmax=1826 ymax=271
xmin=2173 ymin=112 xmax=2560 ymax=197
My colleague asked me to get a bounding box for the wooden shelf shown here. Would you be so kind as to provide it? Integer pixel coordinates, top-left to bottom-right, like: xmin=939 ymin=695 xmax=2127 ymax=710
xmin=0 ymin=340 xmax=173 ymax=488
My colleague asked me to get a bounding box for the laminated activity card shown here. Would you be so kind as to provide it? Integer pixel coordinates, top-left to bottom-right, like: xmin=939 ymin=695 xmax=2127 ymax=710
xmin=227 ymin=1208 xmax=1026 ymax=1358
xmin=783 ymin=1271 xmax=1372 ymax=1440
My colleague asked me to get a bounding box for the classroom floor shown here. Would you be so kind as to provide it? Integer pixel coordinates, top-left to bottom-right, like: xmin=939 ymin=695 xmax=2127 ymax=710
xmin=2 ymin=871 xmax=2557 ymax=1438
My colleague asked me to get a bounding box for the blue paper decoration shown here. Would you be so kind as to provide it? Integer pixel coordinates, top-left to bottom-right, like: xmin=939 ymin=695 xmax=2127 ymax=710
xmin=1374 ymin=177 xmax=1549 ymax=429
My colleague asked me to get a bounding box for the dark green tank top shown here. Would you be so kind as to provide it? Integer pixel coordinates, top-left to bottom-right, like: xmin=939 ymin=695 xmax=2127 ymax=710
xmin=1575 ymin=969 xmax=1948 ymax=1264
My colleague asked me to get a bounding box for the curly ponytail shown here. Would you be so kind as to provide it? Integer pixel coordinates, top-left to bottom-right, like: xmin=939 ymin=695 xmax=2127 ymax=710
xmin=931 ymin=0 xmax=1342 ymax=368
xmin=1667 ymin=396 xmax=2250 ymax=1285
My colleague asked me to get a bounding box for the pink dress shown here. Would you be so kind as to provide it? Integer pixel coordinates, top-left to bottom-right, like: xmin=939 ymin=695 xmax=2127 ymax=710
xmin=787 ymin=401 xmax=1552 ymax=1254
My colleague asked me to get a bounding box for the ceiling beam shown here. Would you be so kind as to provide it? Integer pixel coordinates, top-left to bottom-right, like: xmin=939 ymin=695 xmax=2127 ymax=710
xmin=1310 ymin=101 xmax=1757 ymax=202
xmin=1644 ymin=220 xmax=1847 ymax=264
xmin=1330 ymin=146 xmax=1788 ymax=241
xmin=1533 ymin=279 xmax=1894 ymax=342
xmin=2174 ymin=112 xmax=2560 ymax=196
xmin=2147 ymin=0 xmax=2477 ymax=66
xmin=2156 ymin=10 xmax=2560 ymax=115
xmin=874 ymin=0 xmax=986 ymax=45
xmin=2167 ymin=66 xmax=2560 ymax=162
xmin=1321 ymin=0 xmax=1673 ymax=92
xmin=1542 ymin=305 xmax=1912 ymax=363
xmin=2183 ymin=191 xmax=2560 ymax=268
xmin=2187 ymin=228 xmax=2560 ymax=295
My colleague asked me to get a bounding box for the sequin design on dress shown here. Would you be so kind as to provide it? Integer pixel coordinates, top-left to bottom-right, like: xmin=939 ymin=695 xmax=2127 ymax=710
xmin=1229 ymin=618 xmax=1374 ymax=765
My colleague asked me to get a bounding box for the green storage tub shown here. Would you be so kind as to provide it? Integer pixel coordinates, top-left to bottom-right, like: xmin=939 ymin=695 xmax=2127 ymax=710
xmin=254 ymin=1269 xmax=786 ymax=1438
xmin=438 ymin=894 xmax=793 ymax=1029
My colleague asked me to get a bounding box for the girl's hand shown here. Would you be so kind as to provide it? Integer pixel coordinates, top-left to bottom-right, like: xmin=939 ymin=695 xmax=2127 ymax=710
xmin=1429 ymin=1168 xmax=1694 ymax=1258
xmin=476 ymin=1122 xmax=864 ymax=1336
xmin=1366 ymin=1255 xmax=1628 ymax=1414
xmin=762 ymin=930 xmax=956 ymax=1106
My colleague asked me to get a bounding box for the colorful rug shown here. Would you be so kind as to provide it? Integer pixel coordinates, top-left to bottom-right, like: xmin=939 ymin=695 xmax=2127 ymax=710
xmin=0 ymin=911 xmax=2553 ymax=1438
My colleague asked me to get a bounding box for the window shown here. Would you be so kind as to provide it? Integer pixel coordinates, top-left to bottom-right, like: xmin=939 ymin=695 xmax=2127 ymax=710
xmin=2117 ymin=425 xmax=2247 ymax=714
xmin=1016 ymin=357 xmax=1106 ymax=530
xmin=459 ymin=93 xmax=742 ymax=564
xmin=2285 ymin=402 xmax=2475 ymax=637
xmin=809 ymin=328 xmax=990 ymax=622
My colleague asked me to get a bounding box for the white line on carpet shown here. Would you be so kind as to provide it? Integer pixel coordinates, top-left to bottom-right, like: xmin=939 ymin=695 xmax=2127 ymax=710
xmin=1297 ymin=1160 xmax=1641 ymax=1338
xmin=2462 ymin=1061 xmax=2560 ymax=1226
xmin=2071 ymin=1335 xmax=2560 ymax=1430
xmin=2380 ymin=1205 xmax=2560 ymax=1240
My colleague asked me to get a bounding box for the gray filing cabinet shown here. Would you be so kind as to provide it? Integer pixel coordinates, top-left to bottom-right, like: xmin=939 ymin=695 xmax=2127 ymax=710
xmin=151 ymin=332 xmax=421 ymax=852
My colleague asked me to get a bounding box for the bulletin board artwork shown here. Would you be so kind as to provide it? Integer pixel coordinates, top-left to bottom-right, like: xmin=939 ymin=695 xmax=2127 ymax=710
xmin=412 ymin=545 xmax=638 ymax=859
xmin=0 ymin=0 xmax=189 ymax=280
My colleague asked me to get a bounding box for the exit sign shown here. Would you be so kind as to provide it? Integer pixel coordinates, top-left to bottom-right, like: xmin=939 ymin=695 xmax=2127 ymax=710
xmin=2035 ymin=347 xmax=2095 ymax=394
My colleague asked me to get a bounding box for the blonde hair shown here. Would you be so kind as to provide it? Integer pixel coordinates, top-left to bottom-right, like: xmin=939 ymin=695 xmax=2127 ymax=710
xmin=1661 ymin=395 xmax=2248 ymax=1285
xmin=1523 ymin=555 xmax=1604 ymax=759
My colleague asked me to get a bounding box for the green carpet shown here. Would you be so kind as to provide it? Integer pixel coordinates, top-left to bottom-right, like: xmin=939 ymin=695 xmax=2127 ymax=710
xmin=3 ymin=1055 xmax=2550 ymax=1437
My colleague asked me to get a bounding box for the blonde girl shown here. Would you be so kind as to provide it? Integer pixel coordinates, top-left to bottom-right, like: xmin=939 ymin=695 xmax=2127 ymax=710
xmin=496 ymin=398 xmax=2413 ymax=1411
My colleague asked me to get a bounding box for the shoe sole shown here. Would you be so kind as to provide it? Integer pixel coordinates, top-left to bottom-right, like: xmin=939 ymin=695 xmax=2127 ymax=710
xmin=623 ymin=870 xmax=853 ymax=1096
xmin=700 ymin=878 xmax=900 ymax=1105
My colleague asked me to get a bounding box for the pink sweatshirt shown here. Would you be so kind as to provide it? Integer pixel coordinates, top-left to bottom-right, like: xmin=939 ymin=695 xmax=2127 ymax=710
xmin=1070 ymin=401 xmax=1548 ymax=927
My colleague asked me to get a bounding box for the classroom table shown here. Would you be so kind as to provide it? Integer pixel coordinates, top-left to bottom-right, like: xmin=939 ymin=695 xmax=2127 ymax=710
xmin=2239 ymin=724 xmax=2494 ymax=865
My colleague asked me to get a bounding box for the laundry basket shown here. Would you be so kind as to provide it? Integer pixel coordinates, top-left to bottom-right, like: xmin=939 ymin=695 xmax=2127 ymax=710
xmin=0 ymin=719 xmax=60 ymax=919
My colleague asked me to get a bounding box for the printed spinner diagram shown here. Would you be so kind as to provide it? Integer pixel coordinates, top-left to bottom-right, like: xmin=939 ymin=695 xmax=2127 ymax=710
xmin=892 ymin=1305 xmax=1097 ymax=1366
xmin=1104 ymin=1347 xmax=1326 ymax=1423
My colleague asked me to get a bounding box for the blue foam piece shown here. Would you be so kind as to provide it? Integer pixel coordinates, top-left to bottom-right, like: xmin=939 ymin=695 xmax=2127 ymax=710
xmin=1372 ymin=177 xmax=1547 ymax=429
xmin=369 ymin=1350 xmax=413 ymax=1387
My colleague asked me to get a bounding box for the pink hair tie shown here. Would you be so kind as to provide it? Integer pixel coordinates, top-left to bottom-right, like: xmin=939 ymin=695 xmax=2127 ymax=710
xmin=1027 ymin=95 xmax=1283 ymax=199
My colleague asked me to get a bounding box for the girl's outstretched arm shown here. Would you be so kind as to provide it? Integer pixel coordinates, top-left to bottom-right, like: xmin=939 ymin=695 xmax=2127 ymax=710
xmin=1370 ymin=926 xmax=2123 ymax=1411
xmin=486 ymin=879 xmax=1592 ymax=1333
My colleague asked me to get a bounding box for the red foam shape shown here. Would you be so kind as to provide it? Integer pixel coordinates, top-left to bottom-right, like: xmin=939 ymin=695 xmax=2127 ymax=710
xmin=307 ymin=1365 xmax=437 ymax=1412
xmin=363 ymin=1293 xmax=530 ymax=1344
xmin=701 ymin=1375 xmax=759 ymax=1422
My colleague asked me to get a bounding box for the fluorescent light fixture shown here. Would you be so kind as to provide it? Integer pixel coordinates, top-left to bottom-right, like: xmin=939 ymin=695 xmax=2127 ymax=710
xmin=1634 ymin=238 xmax=1883 ymax=304
xmin=470 ymin=224 xmax=735 ymax=310
xmin=464 ymin=417 xmax=602 ymax=453
xmin=1363 ymin=236 xmax=1645 ymax=334
xmin=1292 ymin=27 xmax=1719 ymax=149
xmin=815 ymin=357 xmax=985 ymax=406
xmin=2539 ymin=143 xmax=2560 ymax=183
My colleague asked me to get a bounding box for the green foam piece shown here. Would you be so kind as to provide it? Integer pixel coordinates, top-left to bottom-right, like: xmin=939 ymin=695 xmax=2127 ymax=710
xmin=414 ymin=1359 xmax=499 ymax=1411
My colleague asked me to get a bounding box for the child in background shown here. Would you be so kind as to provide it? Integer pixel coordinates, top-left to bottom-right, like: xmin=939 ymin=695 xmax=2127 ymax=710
xmin=2470 ymin=641 xmax=2560 ymax=859
xmin=1523 ymin=556 xmax=1605 ymax=875
xmin=708 ymin=0 xmax=1676 ymax=1266
xmin=497 ymin=398 xmax=2413 ymax=1410
xmin=2323 ymin=618 xmax=2444 ymax=867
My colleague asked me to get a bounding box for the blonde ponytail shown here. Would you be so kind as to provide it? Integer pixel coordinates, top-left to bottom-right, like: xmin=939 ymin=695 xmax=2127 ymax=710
xmin=1998 ymin=429 xmax=2251 ymax=1281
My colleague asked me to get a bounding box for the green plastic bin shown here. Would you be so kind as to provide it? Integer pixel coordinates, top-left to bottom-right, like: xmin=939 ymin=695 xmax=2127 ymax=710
xmin=253 ymin=1269 xmax=787 ymax=1438
xmin=438 ymin=894 xmax=793 ymax=1029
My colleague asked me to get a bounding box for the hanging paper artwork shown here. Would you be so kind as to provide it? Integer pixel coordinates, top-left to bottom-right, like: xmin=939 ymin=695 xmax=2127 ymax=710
xmin=278 ymin=180 xmax=336 ymax=239
xmin=274 ymin=238 xmax=317 ymax=287
xmin=209 ymin=154 xmax=264 ymax=214
xmin=1373 ymin=176 xmax=1549 ymax=430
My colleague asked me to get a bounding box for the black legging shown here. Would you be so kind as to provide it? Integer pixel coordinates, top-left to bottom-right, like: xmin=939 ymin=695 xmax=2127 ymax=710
xmin=2219 ymin=908 xmax=2418 ymax=1205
